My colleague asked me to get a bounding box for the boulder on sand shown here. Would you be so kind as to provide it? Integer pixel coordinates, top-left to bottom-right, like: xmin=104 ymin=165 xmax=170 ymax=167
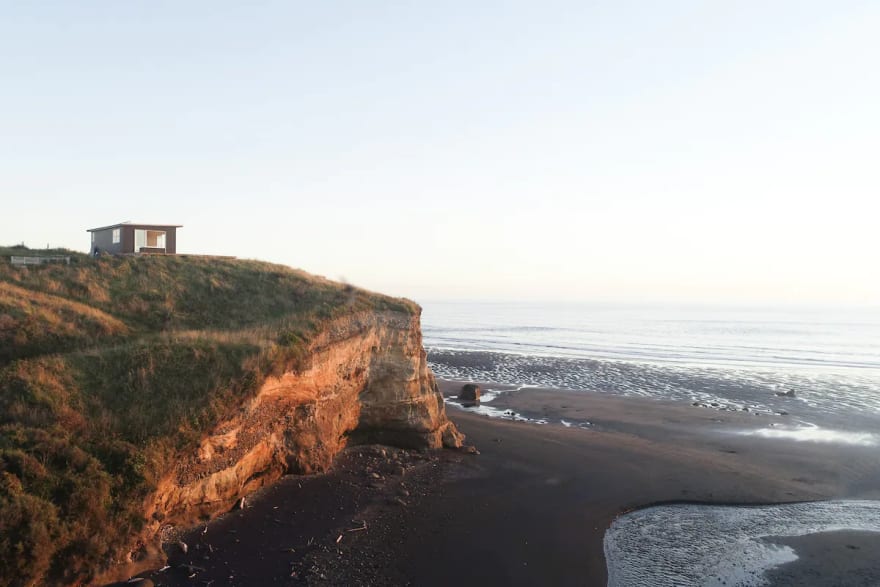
xmin=460 ymin=384 xmax=481 ymax=402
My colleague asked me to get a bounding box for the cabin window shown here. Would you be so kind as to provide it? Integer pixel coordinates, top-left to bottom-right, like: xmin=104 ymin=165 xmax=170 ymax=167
xmin=112 ymin=228 xmax=120 ymax=244
xmin=134 ymin=229 xmax=166 ymax=251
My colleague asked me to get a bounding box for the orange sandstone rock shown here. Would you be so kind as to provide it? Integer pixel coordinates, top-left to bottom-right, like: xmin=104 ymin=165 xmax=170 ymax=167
xmin=144 ymin=310 xmax=462 ymax=534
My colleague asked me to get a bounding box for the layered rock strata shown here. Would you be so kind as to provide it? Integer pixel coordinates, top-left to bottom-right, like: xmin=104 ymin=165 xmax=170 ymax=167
xmin=146 ymin=310 xmax=462 ymax=530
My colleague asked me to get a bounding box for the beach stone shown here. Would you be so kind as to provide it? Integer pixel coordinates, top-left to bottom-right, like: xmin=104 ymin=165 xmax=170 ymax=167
xmin=460 ymin=384 xmax=481 ymax=402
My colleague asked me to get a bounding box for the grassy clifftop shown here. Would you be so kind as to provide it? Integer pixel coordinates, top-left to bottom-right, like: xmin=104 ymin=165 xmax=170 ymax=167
xmin=0 ymin=248 xmax=416 ymax=586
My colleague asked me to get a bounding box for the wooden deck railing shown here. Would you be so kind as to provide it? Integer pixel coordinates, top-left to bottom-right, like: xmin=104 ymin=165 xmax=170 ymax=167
xmin=10 ymin=255 xmax=71 ymax=266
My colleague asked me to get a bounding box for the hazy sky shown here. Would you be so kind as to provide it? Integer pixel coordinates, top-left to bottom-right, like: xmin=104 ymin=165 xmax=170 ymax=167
xmin=2 ymin=1 xmax=878 ymax=305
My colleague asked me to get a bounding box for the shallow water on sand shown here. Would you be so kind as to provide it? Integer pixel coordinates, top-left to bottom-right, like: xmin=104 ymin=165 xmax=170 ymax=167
xmin=428 ymin=348 xmax=880 ymax=432
xmin=604 ymin=500 xmax=880 ymax=587
xmin=423 ymin=303 xmax=880 ymax=432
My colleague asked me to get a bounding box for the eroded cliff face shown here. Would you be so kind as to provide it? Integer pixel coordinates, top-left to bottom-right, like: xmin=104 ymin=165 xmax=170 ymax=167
xmin=145 ymin=309 xmax=462 ymax=532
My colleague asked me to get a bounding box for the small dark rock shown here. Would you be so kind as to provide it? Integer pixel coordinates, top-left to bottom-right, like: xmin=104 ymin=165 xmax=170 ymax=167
xmin=459 ymin=383 xmax=481 ymax=402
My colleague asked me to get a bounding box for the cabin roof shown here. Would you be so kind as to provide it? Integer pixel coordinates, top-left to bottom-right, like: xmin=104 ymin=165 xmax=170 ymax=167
xmin=87 ymin=222 xmax=183 ymax=233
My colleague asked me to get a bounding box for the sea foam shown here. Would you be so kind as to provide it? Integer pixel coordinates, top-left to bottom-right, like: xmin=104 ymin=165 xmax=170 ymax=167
xmin=737 ymin=425 xmax=880 ymax=446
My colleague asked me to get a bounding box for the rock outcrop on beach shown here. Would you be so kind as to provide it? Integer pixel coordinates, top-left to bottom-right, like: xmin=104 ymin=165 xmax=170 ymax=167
xmin=459 ymin=383 xmax=481 ymax=402
xmin=0 ymin=250 xmax=461 ymax=586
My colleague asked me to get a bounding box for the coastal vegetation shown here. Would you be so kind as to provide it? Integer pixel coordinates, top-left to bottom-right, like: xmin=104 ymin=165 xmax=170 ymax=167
xmin=0 ymin=247 xmax=416 ymax=586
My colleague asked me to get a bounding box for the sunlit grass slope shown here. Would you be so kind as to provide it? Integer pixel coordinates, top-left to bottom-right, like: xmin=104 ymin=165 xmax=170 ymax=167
xmin=0 ymin=248 xmax=416 ymax=586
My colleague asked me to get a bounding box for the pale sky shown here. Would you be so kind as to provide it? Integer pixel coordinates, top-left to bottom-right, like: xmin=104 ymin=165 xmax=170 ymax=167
xmin=2 ymin=1 xmax=878 ymax=305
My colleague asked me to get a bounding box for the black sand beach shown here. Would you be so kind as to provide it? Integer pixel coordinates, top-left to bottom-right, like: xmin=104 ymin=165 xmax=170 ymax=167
xmin=133 ymin=380 xmax=880 ymax=586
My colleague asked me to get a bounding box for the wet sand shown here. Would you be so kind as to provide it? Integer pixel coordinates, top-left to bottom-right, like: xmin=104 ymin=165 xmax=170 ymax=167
xmin=131 ymin=381 xmax=880 ymax=586
xmin=764 ymin=530 xmax=880 ymax=586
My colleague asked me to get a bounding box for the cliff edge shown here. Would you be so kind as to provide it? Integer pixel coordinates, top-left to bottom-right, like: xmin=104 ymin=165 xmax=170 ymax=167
xmin=148 ymin=310 xmax=462 ymax=529
xmin=0 ymin=249 xmax=461 ymax=586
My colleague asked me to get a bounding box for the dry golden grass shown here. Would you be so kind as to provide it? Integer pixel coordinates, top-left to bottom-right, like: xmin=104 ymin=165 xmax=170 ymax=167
xmin=0 ymin=282 xmax=129 ymax=364
xmin=0 ymin=248 xmax=418 ymax=585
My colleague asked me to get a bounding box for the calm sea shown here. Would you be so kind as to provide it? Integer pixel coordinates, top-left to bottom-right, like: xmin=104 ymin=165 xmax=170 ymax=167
xmin=422 ymin=302 xmax=880 ymax=431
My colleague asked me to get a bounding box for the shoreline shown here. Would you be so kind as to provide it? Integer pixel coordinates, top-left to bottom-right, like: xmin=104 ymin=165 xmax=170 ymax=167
xmin=128 ymin=379 xmax=880 ymax=586
xmin=427 ymin=347 xmax=880 ymax=433
xmin=438 ymin=380 xmax=880 ymax=586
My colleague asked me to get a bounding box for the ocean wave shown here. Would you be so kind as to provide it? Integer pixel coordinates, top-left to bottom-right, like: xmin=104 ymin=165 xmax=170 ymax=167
xmin=421 ymin=303 xmax=880 ymax=373
xmin=425 ymin=339 xmax=880 ymax=371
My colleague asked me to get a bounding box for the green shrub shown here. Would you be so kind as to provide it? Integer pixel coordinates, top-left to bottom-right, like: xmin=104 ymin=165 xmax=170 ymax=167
xmin=0 ymin=472 xmax=60 ymax=587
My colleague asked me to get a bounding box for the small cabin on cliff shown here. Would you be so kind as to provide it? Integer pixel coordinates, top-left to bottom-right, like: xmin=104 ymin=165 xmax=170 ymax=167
xmin=87 ymin=222 xmax=182 ymax=255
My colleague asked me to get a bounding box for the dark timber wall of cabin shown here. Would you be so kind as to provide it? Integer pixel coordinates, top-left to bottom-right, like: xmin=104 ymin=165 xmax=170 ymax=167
xmin=91 ymin=228 xmax=124 ymax=255
xmin=91 ymin=225 xmax=178 ymax=255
